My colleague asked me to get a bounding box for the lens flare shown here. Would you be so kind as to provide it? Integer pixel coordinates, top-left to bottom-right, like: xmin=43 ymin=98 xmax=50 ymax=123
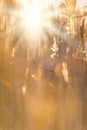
xmin=20 ymin=1 xmax=43 ymax=34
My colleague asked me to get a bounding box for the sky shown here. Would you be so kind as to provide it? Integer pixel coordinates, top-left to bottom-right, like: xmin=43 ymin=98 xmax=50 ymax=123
xmin=76 ymin=0 xmax=87 ymax=8
xmin=43 ymin=0 xmax=87 ymax=8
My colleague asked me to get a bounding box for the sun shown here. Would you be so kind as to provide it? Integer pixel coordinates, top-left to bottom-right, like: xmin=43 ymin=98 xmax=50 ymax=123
xmin=20 ymin=1 xmax=43 ymax=34
xmin=10 ymin=0 xmax=61 ymax=46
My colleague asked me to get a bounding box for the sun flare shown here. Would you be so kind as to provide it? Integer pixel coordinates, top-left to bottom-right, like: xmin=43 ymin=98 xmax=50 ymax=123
xmin=20 ymin=1 xmax=43 ymax=33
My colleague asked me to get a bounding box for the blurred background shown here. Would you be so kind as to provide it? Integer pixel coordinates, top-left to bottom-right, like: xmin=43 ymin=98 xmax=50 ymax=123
xmin=0 ymin=0 xmax=87 ymax=130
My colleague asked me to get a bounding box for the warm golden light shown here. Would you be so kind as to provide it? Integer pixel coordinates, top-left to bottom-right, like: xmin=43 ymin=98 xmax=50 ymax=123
xmin=22 ymin=85 xmax=26 ymax=95
xmin=20 ymin=1 xmax=43 ymax=33
xmin=18 ymin=0 xmax=60 ymax=35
